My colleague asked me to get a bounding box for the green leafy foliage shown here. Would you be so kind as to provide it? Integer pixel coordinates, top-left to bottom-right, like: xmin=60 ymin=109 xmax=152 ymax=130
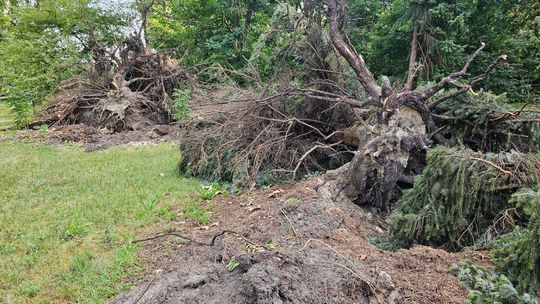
xmin=172 ymin=88 xmax=192 ymax=121
xmin=0 ymin=33 xmax=82 ymax=126
xmin=492 ymin=190 xmax=540 ymax=293
xmin=147 ymin=0 xmax=277 ymax=68
xmin=359 ymin=0 xmax=539 ymax=99
xmin=365 ymin=0 xmax=476 ymax=83
xmin=452 ymin=260 xmax=537 ymax=304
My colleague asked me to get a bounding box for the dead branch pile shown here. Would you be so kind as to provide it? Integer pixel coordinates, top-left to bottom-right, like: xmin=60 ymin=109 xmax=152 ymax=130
xmin=179 ymin=86 xmax=356 ymax=188
xmin=31 ymin=35 xmax=186 ymax=132
xmin=179 ymin=10 xmax=360 ymax=187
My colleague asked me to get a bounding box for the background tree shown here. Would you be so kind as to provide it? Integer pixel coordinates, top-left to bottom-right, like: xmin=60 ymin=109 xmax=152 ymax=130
xmin=146 ymin=0 xmax=277 ymax=68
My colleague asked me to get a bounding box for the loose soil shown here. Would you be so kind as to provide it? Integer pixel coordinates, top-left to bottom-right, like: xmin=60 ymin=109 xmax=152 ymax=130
xmin=110 ymin=178 xmax=475 ymax=304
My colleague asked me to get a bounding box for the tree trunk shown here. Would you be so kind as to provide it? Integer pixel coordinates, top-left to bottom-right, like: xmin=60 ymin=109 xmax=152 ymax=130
xmin=241 ymin=7 xmax=254 ymax=51
xmin=406 ymin=23 xmax=419 ymax=90
xmin=325 ymin=0 xmax=380 ymax=100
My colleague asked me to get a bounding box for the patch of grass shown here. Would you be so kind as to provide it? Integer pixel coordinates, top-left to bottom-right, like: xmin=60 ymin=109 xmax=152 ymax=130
xmin=0 ymin=142 xmax=201 ymax=303
xmin=0 ymin=103 xmax=15 ymax=130
xmin=183 ymin=201 xmax=210 ymax=225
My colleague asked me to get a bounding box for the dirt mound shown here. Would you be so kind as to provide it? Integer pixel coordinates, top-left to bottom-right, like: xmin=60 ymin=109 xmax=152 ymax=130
xmin=46 ymin=124 xmax=101 ymax=142
xmin=110 ymin=179 xmax=470 ymax=304
xmin=0 ymin=124 xmax=184 ymax=150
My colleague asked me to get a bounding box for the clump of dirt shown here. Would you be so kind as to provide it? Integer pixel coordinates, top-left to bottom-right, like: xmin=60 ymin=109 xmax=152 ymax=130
xmin=110 ymin=178 xmax=473 ymax=304
xmin=46 ymin=124 xmax=101 ymax=142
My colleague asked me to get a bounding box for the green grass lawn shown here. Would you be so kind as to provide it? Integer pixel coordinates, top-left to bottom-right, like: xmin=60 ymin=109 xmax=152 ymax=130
xmin=0 ymin=141 xmax=201 ymax=303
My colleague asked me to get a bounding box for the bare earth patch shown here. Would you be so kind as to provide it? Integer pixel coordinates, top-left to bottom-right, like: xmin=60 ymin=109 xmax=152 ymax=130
xmin=111 ymin=179 xmax=473 ymax=304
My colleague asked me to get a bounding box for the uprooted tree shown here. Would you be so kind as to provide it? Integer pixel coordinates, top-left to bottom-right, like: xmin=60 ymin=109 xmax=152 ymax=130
xmin=30 ymin=1 xmax=185 ymax=132
xmin=179 ymin=0 xmax=529 ymax=209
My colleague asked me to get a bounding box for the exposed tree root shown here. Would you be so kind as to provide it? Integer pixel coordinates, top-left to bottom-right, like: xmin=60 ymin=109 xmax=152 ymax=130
xmin=31 ymin=11 xmax=186 ymax=132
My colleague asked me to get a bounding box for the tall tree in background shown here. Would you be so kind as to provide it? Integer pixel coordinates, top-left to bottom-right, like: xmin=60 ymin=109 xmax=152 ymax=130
xmin=363 ymin=0 xmax=538 ymax=99
xmin=366 ymin=0 xmax=476 ymax=87
xmin=146 ymin=0 xmax=277 ymax=67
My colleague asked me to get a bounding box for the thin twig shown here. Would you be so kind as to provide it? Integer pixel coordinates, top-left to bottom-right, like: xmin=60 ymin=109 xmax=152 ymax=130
xmin=292 ymin=142 xmax=341 ymax=179
xmin=280 ymin=208 xmax=300 ymax=243
xmin=470 ymin=157 xmax=513 ymax=176
xmin=132 ymin=275 xmax=157 ymax=304
xmin=133 ymin=229 xmax=239 ymax=246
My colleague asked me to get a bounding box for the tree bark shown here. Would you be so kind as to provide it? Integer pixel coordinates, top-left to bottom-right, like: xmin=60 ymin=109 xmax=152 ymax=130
xmin=406 ymin=23 xmax=419 ymax=90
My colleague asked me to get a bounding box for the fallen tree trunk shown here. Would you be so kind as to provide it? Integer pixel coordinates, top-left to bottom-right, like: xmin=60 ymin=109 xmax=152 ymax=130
xmin=320 ymin=0 xmax=508 ymax=210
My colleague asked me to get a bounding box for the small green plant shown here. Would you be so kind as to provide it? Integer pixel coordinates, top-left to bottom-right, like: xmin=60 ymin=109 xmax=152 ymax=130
xmin=34 ymin=124 xmax=48 ymax=137
xmin=16 ymin=281 xmax=40 ymax=298
xmin=285 ymin=197 xmax=300 ymax=205
xmin=198 ymin=182 xmax=227 ymax=200
xmin=226 ymin=258 xmax=240 ymax=272
xmin=266 ymin=241 xmax=279 ymax=250
xmin=368 ymin=236 xmax=410 ymax=252
xmin=303 ymin=171 xmax=322 ymax=179
xmin=63 ymin=217 xmax=92 ymax=240
xmin=183 ymin=201 xmax=210 ymax=225
xmin=157 ymin=206 xmax=177 ymax=221
xmin=135 ymin=195 xmax=160 ymax=221
xmin=245 ymin=243 xmax=265 ymax=254
xmin=172 ymin=88 xmax=191 ymax=121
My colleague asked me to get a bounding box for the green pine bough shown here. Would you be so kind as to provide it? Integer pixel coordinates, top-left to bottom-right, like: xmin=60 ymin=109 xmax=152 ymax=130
xmin=388 ymin=146 xmax=540 ymax=294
